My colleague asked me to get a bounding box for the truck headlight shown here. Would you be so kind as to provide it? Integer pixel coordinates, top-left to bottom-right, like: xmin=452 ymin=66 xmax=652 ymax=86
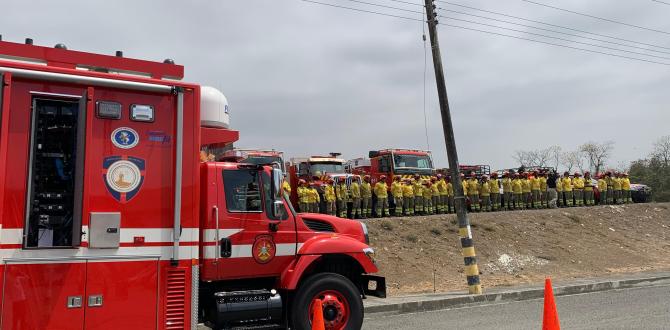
xmin=361 ymin=222 xmax=369 ymax=244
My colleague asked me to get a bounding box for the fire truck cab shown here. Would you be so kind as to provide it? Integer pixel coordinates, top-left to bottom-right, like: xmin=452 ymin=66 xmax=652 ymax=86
xmin=352 ymin=149 xmax=434 ymax=186
xmin=0 ymin=39 xmax=383 ymax=330
xmin=287 ymin=154 xmax=359 ymax=210
xmin=220 ymin=148 xmax=285 ymax=172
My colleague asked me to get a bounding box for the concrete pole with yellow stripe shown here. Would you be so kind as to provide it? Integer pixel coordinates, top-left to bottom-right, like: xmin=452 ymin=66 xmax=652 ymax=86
xmin=424 ymin=0 xmax=482 ymax=294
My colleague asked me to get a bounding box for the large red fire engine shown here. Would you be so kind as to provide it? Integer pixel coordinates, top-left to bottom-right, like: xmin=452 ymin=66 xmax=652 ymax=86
xmin=0 ymin=39 xmax=383 ymax=329
xmin=349 ymin=149 xmax=434 ymax=186
xmin=287 ymin=154 xmax=358 ymax=210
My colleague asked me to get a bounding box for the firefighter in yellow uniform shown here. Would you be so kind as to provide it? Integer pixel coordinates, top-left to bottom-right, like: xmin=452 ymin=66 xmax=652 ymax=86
xmin=324 ymin=179 xmax=336 ymax=215
xmin=423 ymin=181 xmax=434 ymax=215
xmin=583 ymin=172 xmax=594 ymax=206
xmin=605 ymin=172 xmax=614 ymax=204
xmin=413 ymin=176 xmax=424 ymax=215
xmin=402 ymin=179 xmax=414 ymax=216
xmin=391 ymin=176 xmax=404 ymax=216
xmin=466 ymin=173 xmax=480 ymax=212
xmin=531 ymin=172 xmax=541 ymax=209
xmin=446 ymin=176 xmax=454 ymax=213
xmin=572 ymin=172 xmax=584 ymax=206
xmin=502 ymin=172 xmax=513 ymax=210
xmin=479 ymin=175 xmax=491 ymax=211
xmin=282 ymin=179 xmax=291 ymax=196
xmin=539 ymin=172 xmax=548 ymax=208
xmin=512 ymin=173 xmax=523 ymax=209
xmin=431 ymin=177 xmax=440 ymax=214
xmin=374 ymin=176 xmax=389 ymax=217
xmin=562 ymin=172 xmax=574 ymax=207
xmin=308 ymin=184 xmax=320 ymax=213
xmin=613 ymin=172 xmax=623 ymax=204
xmin=438 ymin=175 xmax=448 ymax=214
xmin=361 ymin=176 xmax=372 ymax=218
xmin=297 ymin=179 xmax=309 ymax=212
xmin=622 ymin=173 xmax=632 ymax=203
xmin=350 ymin=178 xmax=361 ymax=219
xmin=555 ymin=173 xmax=563 ymax=207
xmin=522 ymin=173 xmax=532 ymax=209
xmin=336 ymin=177 xmax=348 ymax=218
xmin=597 ymin=174 xmax=607 ymax=205
xmin=489 ymin=173 xmax=500 ymax=211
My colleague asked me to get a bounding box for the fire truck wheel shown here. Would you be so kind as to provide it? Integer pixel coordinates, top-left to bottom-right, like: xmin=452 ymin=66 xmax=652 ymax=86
xmin=291 ymin=272 xmax=363 ymax=330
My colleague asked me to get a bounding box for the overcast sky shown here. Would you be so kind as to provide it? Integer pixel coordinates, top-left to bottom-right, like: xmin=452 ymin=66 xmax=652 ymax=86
xmin=2 ymin=0 xmax=669 ymax=170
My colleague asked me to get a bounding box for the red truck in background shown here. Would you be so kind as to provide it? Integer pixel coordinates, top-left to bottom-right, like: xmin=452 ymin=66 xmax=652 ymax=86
xmin=0 ymin=38 xmax=383 ymax=330
xmin=288 ymin=154 xmax=360 ymax=210
xmin=349 ymin=149 xmax=434 ymax=186
xmin=220 ymin=148 xmax=286 ymax=173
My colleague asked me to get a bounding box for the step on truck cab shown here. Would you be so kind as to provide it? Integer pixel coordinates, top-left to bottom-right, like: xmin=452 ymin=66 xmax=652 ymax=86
xmin=0 ymin=38 xmax=384 ymax=330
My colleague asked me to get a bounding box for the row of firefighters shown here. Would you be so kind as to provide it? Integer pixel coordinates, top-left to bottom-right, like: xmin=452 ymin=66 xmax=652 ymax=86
xmin=285 ymin=170 xmax=633 ymax=218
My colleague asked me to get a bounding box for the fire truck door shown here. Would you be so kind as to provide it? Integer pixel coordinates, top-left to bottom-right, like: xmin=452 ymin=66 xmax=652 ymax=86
xmin=83 ymin=259 xmax=159 ymax=330
xmin=219 ymin=168 xmax=297 ymax=278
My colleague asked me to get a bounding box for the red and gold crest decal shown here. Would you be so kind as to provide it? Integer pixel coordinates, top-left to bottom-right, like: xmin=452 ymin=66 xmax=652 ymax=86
xmin=253 ymin=235 xmax=276 ymax=264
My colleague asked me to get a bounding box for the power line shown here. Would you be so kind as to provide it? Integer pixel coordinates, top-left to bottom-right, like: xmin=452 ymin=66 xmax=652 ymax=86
xmin=298 ymin=0 xmax=423 ymax=21
xmin=439 ymin=15 xmax=670 ymax=61
xmin=386 ymin=0 xmax=424 ymax=7
xmin=439 ymin=23 xmax=670 ymax=66
xmin=440 ymin=8 xmax=670 ymax=55
xmin=437 ymin=1 xmax=670 ymax=51
xmin=340 ymin=0 xmax=422 ymax=14
xmin=652 ymin=0 xmax=670 ymax=5
xmin=521 ymin=0 xmax=670 ymax=36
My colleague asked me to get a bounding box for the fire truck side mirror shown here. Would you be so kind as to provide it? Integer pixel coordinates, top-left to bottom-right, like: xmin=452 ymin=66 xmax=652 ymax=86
xmin=271 ymin=168 xmax=284 ymax=218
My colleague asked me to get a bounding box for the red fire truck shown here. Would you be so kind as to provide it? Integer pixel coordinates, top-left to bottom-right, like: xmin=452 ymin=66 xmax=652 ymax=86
xmin=287 ymin=154 xmax=359 ymax=210
xmin=349 ymin=149 xmax=434 ymax=186
xmin=0 ymin=39 xmax=383 ymax=329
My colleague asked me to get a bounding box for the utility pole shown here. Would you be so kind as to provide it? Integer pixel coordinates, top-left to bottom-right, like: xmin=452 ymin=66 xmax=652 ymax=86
xmin=424 ymin=0 xmax=482 ymax=294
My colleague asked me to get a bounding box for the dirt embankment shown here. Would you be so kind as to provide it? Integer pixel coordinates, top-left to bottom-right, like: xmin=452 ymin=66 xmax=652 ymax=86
xmin=364 ymin=203 xmax=670 ymax=296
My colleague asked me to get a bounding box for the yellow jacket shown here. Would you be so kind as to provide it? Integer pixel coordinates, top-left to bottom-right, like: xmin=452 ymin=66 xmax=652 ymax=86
xmin=336 ymin=184 xmax=348 ymax=201
xmin=324 ymin=185 xmax=336 ymax=202
xmin=556 ymin=179 xmax=563 ymax=192
xmin=479 ymin=181 xmax=491 ymax=196
xmin=437 ymin=179 xmax=448 ymax=195
xmin=531 ymin=177 xmax=541 ymax=190
xmin=522 ymin=179 xmax=531 ymax=193
xmin=613 ymin=178 xmax=622 ymax=190
xmin=374 ymin=182 xmax=388 ymax=198
xmin=391 ymin=181 xmax=404 ymax=198
xmin=583 ymin=178 xmax=594 ymax=191
xmin=446 ymin=182 xmax=454 ymax=196
xmin=488 ymin=179 xmax=499 ymax=194
xmin=562 ymin=177 xmax=573 ymax=192
xmin=361 ymin=182 xmax=372 ymax=198
xmin=431 ymin=184 xmax=440 ymax=196
xmin=403 ymin=184 xmax=414 ymax=197
xmin=298 ymin=186 xmax=309 ymax=203
xmin=622 ymin=178 xmax=631 ymax=190
xmin=572 ymin=177 xmax=585 ymax=190
xmin=350 ymin=182 xmax=361 ymax=198
xmin=309 ymin=187 xmax=320 ymax=203
xmin=282 ymin=181 xmax=291 ymax=195
xmin=540 ymin=177 xmax=548 ymax=191
xmin=413 ymin=181 xmax=423 ymax=197
xmin=597 ymin=179 xmax=607 ymax=191
xmin=467 ymin=179 xmax=479 ymax=195
xmin=502 ymin=178 xmax=512 ymax=193
xmin=423 ymin=185 xmax=433 ymax=198
xmin=512 ymin=179 xmax=523 ymax=194
xmin=462 ymin=181 xmax=468 ymax=195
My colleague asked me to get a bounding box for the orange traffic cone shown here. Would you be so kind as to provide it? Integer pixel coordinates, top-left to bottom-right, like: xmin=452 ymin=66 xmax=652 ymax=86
xmin=311 ymin=299 xmax=325 ymax=330
xmin=542 ymin=278 xmax=561 ymax=330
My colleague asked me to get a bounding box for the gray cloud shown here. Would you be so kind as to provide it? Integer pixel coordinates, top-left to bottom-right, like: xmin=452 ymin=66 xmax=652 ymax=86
xmin=2 ymin=0 xmax=669 ymax=170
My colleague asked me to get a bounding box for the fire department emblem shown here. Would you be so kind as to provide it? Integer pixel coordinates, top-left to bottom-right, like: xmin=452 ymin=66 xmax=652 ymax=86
xmin=103 ymin=156 xmax=145 ymax=203
xmin=252 ymin=235 xmax=276 ymax=264
xmin=111 ymin=127 xmax=139 ymax=149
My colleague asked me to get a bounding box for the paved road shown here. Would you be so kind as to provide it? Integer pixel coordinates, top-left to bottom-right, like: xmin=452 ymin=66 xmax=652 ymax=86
xmin=363 ymin=284 xmax=670 ymax=330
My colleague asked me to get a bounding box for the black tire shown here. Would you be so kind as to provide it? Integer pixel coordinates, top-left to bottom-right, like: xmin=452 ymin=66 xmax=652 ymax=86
xmin=291 ymin=273 xmax=363 ymax=330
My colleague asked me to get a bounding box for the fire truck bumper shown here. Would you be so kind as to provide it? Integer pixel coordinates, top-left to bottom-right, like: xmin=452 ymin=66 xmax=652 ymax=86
xmin=361 ymin=275 xmax=386 ymax=298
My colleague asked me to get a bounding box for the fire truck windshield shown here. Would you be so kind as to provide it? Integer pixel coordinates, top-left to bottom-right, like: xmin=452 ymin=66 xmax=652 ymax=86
xmin=393 ymin=154 xmax=433 ymax=174
xmin=309 ymin=162 xmax=344 ymax=175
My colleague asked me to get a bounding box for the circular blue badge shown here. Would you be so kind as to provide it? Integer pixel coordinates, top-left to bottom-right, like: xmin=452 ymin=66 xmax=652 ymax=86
xmin=111 ymin=127 xmax=139 ymax=149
